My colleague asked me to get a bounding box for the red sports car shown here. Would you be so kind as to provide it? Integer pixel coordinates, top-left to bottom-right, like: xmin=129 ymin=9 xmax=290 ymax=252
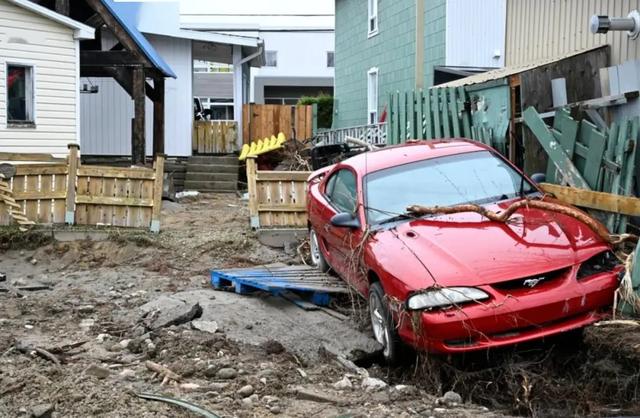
xmin=307 ymin=140 xmax=622 ymax=363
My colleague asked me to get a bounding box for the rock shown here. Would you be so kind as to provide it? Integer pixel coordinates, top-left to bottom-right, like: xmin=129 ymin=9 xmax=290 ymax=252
xmin=295 ymin=388 xmax=341 ymax=404
xmin=30 ymin=403 xmax=53 ymax=418
xmin=96 ymin=333 xmax=110 ymax=343
xmin=333 ymin=376 xmax=353 ymax=390
xmin=440 ymin=390 xmax=462 ymax=406
xmin=139 ymin=296 xmax=203 ymax=330
xmin=119 ymin=339 xmax=131 ymax=349
xmin=262 ymin=395 xmax=279 ymax=404
xmin=84 ymin=364 xmax=110 ymax=379
xmin=261 ymin=340 xmax=285 ymax=355
xmin=259 ymin=377 xmax=267 ymax=385
xmin=269 ymin=405 xmax=282 ymax=414
xmin=78 ymin=305 xmax=95 ymax=314
xmin=147 ymin=342 xmax=156 ymax=352
xmin=180 ymin=383 xmax=201 ymax=391
xmin=80 ymin=318 xmax=95 ymax=329
xmin=216 ymin=367 xmax=237 ymax=379
xmin=30 ymin=258 xmax=37 ymax=265
xmin=118 ymin=369 xmax=136 ymax=381
xmin=191 ymin=320 xmax=219 ymax=334
xmin=361 ymin=376 xmax=387 ymax=391
xmin=0 ymin=273 xmax=6 ymax=282
xmin=240 ymin=397 xmax=253 ymax=408
xmin=248 ymin=394 xmax=260 ymax=403
xmin=208 ymin=382 xmax=229 ymax=391
xmin=237 ymin=384 xmax=254 ymax=398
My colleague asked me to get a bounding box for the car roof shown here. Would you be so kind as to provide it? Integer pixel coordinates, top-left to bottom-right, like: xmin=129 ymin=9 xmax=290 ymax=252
xmin=343 ymin=139 xmax=491 ymax=174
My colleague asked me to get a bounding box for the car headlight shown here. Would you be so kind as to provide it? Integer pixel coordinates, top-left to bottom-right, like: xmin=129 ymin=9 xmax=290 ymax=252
xmin=576 ymin=250 xmax=621 ymax=280
xmin=406 ymin=287 xmax=490 ymax=310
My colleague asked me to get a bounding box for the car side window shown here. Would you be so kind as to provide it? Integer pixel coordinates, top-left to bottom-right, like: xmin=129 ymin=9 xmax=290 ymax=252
xmin=326 ymin=169 xmax=357 ymax=213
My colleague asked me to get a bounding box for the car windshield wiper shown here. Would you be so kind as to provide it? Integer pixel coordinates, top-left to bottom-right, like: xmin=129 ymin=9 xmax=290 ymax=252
xmin=376 ymin=213 xmax=415 ymax=226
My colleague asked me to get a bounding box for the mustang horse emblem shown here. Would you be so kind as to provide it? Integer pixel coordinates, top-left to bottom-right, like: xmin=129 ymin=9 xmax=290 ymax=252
xmin=523 ymin=277 xmax=544 ymax=288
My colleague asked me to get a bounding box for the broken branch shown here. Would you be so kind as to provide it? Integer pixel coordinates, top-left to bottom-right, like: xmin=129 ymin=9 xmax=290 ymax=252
xmin=145 ymin=360 xmax=181 ymax=385
xmin=406 ymin=199 xmax=638 ymax=246
xmin=14 ymin=341 xmax=61 ymax=366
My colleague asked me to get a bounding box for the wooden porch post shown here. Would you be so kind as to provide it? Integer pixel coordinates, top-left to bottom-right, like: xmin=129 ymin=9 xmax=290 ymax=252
xmin=132 ymin=67 xmax=146 ymax=165
xmin=153 ymin=77 xmax=165 ymax=156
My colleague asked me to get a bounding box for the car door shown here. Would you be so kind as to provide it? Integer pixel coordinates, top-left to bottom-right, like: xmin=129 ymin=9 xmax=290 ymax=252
xmin=321 ymin=168 xmax=365 ymax=290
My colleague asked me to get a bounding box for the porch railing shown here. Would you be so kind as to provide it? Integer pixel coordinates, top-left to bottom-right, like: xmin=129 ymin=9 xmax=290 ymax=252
xmin=312 ymin=122 xmax=387 ymax=146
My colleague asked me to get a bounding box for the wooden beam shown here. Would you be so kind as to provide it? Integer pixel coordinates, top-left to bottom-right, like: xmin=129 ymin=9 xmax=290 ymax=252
xmin=81 ymin=51 xmax=142 ymax=67
xmin=55 ymin=0 xmax=69 ymax=16
xmin=84 ymin=13 xmax=104 ymax=28
xmin=132 ymin=67 xmax=146 ymax=166
xmin=153 ymin=78 xmax=165 ymax=155
xmin=540 ymin=183 xmax=640 ymax=217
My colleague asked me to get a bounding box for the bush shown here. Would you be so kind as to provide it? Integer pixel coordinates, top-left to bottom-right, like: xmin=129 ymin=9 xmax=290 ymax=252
xmin=298 ymin=94 xmax=333 ymax=129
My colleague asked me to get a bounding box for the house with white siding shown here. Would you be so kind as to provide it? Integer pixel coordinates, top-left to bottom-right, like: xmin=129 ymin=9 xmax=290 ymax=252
xmin=0 ymin=0 xmax=94 ymax=156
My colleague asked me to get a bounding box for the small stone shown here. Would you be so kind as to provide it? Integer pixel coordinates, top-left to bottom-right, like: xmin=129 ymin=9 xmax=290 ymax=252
xmin=30 ymin=258 xmax=37 ymax=265
xmin=118 ymin=369 xmax=136 ymax=381
xmin=333 ymin=376 xmax=352 ymax=390
xmin=441 ymin=390 xmax=462 ymax=406
xmin=295 ymin=388 xmax=341 ymax=404
xmin=80 ymin=318 xmax=95 ymax=329
xmin=0 ymin=273 xmax=6 ymax=282
xmin=269 ymin=405 xmax=282 ymax=414
xmin=262 ymin=395 xmax=279 ymax=404
xmin=24 ymin=324 xmax=34 ymax=330
xmin=433 ymin=408 xmax=447 ymax=415
xmin=261 ymin=340 xmax=285 ymax=355
xmin=248 ymin=394 xmax=259 ymax=403
xmin=147 ymin=342 xmax=156 ymax=351
xmin=191 ymin=320 xmax=219 ymax=334
xmin=362 ymin=376 xmax=387 ymax=391
xmin=240 ymin=397 xmax=253 ymax=408
xmin=259 ymin=377 xmax=267 ymax=385
xmin=96 ymin=333 xmax=110 ymax=343
xmin=84 ymin=364 xmax=111 ymax=379
xmin=19 ymin=250 xmax=25 ymax=256
xmin=119 ymin=339 xmax=131 ymax=349
xmin=78 ymin=305 xmax=95 ymax=314
xmin=216 ymin=367 xmax=237 ymax=379
xmin=180 ymin=383 xmax=201 ymax=391
xmin=30 ymin=403 xmax=53 ymax=418
xmin=208 ymin=382 xmax=229 ymax=391
xmin=245 ymin=324 xmax=253 ymax=330
xmin=106 ymin=342 xmax=123 ymax=352
xmin=237 ymin=384 xmax=254 ymax=398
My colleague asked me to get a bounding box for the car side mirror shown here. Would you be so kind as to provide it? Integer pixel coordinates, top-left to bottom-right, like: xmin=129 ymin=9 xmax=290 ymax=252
xmin=530 ymin=173 xmax=546 ymax=184
xmin=330 ymin=212 xmax=361 ymax=229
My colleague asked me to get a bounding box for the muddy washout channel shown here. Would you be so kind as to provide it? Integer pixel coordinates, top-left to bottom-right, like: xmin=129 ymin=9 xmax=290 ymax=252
xmin=0 ymin=194 xmax=638 ymax=417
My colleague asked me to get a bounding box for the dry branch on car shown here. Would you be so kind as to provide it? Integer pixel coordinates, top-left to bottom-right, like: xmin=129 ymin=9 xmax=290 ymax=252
xmin=406 ymin=199 xmax=638 ymax=246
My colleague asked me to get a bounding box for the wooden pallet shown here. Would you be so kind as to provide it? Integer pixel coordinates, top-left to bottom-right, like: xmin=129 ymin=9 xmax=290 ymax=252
xmin=210 ymin=263 xmax=349 ymax=306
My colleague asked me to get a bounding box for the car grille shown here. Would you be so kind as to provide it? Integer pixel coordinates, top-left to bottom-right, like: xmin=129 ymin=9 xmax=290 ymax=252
xmin=491 ymin=267 xmax=569 ymax=291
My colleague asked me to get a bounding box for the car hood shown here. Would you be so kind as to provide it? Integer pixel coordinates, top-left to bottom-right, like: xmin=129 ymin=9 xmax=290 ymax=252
xmin=368 ymin=201 xmax=608 ymax=289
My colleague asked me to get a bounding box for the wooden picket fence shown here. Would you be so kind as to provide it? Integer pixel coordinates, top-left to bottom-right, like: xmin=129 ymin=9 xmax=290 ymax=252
xmin=243 ymin=104 xmax=316 ymax=144
xmin=0 ymin=145 xmax=164 ymax=231
xmin=192 ymin=120 xmax=238 ymax=154
xmin=245 ymin=157 xmax=310 ymax=229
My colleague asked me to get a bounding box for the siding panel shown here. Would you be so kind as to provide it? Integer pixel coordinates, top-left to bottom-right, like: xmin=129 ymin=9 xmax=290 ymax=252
xmin=0 ymin=0 xmax=78 ymax=156
xmin=506 ymin=0 xmax=640 ymax=66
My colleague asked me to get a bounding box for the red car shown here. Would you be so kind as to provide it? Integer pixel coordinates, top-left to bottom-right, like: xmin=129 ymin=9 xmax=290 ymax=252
xmin=307 ymin=140 xmax=622 ymax=363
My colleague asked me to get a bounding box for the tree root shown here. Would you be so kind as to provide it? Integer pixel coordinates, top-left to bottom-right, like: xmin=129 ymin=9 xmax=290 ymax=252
xmin=407 ymin=199 xmax=638 ymax=246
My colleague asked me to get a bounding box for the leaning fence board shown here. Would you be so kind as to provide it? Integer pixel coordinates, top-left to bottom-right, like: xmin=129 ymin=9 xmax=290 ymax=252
xmin=540 ymin=183 xmax=640 ymax=217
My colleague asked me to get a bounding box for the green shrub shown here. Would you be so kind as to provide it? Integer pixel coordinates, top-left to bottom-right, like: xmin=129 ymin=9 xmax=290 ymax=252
xmin=298 ymin=94 xmax=334 ymax=129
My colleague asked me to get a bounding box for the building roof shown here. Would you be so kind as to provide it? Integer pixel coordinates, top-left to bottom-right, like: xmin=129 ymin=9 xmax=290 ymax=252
xmin=434 ymin=45 xmax=608 ymax=88
xmin=8 ymin=0 xmax=94 ymax=39
xmin=101 ymin=0 xmax=176 ymax=78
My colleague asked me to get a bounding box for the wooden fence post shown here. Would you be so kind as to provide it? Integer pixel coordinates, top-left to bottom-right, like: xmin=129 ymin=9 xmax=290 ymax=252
xmin=150 ymin=153 xmax=165 ymax=233
xmin=246 ymin=156 xmax=259 ymax=229
xmin=65 ymin=143 xmax=79 ymax=224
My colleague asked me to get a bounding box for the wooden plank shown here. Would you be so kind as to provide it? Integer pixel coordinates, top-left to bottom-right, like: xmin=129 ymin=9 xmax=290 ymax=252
xmin=579 ymin=120 xmax=607 ymax=190
xmin=150 ymin=154 xmax=164 ymax=232
xmin=540 ymin=183 xmax=640 ymax=216
xmin=113 ymin=178 xmax=128 ymax=226
xmin=15 ymin=165 xmax=68 ymax=176
xmin=0 ymin=153 xmax=65 ymax=163
xmin=432 ymin=89 xmax=442 ymax=138
xmin=101 ymin=177 xmax=116 ymax=225
xmin=523 ymin=107 xmax=590 ymax=189
xmin=65 ymin=144 xmax=78 ymax=224
xmin=53 ymin=172 xmax=66 ymax=223
xmin=440 ymin=88 xmax=451 ymax=138
xmin=13 ymin=191 xmax=67 ymax=200
xmin=75 ymin=175 xmax=89 ymax=225
xmin=24 ymin=174 xmax=38 ymax=221
xmin=458 ymin=86 xmax=471 ymax=139
xmin=38 ymin=174 xmax=53 ymax=223
xmin=257 ymin=171 xmax=311 ymax=182
xmin=424 ymin=89 xmax=433 ymax=139
xmin=449 ymin=88 xmax=461 ymax=137
xmin=78 ymin=166 xmax=155 ymax=180
xmin=258 ymin=205 xmax=306 ymax=212
xmin=75 ymin=195 xmax=153 ymax=207
xmin=417 ymin=89 xmax=425 ymax=139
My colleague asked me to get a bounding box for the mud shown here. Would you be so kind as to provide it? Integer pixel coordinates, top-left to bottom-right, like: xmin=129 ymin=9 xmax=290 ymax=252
xmin=0 ymin=194 xmax=638 ymax=417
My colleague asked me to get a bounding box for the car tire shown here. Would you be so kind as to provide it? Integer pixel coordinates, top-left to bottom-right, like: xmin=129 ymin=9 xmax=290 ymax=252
xmin=369 ymin=282 xmax=404 ymax=365
xmin=309 ymin=228 xmax=331 ymax=273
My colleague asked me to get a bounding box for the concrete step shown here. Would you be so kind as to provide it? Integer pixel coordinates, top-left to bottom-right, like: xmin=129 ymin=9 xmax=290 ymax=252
xmin=183 ymin=180 xmax=238 ymax=191
xmin=188 ymin=155 xmax=239 ymax=165
xmin=185 ymin=172 xmax=238 ymax=182
xmin=186 ymin=163 xmax=239 ymax=174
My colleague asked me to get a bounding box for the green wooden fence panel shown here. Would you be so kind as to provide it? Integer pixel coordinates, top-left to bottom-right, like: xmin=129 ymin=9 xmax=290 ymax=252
xmin=433 ymin=90 xmax=442 ymax=138
xmin=579 ymin=120 xmax=607 ymax=190
xmin=417 ymin=89 xmax=424 ymax=139
xmin=409 ymin=90 xmax=416 ymax=139
xmin=440 ymin=88 xmax=451 ymax=138
xmin=388 ymin=93 xmax=395 ymax=145
xmin=449 ymin=88 xmax=461 ymax=137
xmin=424 ymin=89 xmax=433 ymax=139
xmin=458 ymin=86 xmax=471 ymax=138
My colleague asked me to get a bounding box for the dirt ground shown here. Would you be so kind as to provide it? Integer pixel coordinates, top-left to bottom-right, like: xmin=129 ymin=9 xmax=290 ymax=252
xmin=1 ymin=194 xmax=639 ymax=418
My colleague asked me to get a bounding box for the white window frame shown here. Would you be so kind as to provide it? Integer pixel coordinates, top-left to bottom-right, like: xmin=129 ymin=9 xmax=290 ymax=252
xmin=6 ymin=62 xmax=36 ymax=126
xmin=327 ymin=51 xmax=335 ymax=68
xmin=368 ymin=0 xmax=378 ymax=37
xmin=367 ymin=67 xmax=378 ymax=124
xmin=265 ymin=50 xmax=278 ymax=67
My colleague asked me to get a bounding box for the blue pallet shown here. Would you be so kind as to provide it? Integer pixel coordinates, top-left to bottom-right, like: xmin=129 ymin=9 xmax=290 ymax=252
xmin=210 ymin=264 xmax=348 ymax=307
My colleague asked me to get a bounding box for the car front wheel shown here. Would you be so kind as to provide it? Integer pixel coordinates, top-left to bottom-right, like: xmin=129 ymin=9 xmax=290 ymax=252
xmin=309 ymin=228 xmax=330 ymax=272
xmin=369 ymin=282 xmax=403 ymax=365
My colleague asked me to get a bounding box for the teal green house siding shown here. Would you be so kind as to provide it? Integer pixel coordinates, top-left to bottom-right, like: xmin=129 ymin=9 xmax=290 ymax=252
xmin=333 ymin=0 xmax=446 ymax=129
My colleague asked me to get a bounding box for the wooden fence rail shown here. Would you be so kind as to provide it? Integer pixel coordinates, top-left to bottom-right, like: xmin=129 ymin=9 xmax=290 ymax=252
xmin=0 ymin=144 xmax=164 ymax=232
xmin=246 ymin=157 xmax=310 ymax=229
xmin=243 ymin=104 xmax=316 ymax=144
xmin=192 ymin=120 xmax=238 ymax=154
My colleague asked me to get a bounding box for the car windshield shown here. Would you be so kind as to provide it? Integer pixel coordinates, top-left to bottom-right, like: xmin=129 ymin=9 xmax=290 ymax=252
xmin=365 ymin=150 xmax=536 ymax=225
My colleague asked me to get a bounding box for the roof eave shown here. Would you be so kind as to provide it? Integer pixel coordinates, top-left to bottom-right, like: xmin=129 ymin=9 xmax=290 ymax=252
xmin=8 ymin=0 xmax=95 ymax=40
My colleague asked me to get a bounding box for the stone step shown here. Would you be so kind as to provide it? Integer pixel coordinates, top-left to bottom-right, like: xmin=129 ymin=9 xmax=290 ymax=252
xmin=185 ymin=172 xmax=238 ymax=182
xmin=188 ymin=155 xmax=239 ymax=165
xmin=183 ymin=180 xmax=238 ymax=191
xmin=186 ymin=163 xmax=239 ymax=174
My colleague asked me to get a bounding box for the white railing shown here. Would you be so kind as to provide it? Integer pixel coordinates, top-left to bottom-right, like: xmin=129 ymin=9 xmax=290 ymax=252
xmin=313 ymin=122 xmax=387 ymax=145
